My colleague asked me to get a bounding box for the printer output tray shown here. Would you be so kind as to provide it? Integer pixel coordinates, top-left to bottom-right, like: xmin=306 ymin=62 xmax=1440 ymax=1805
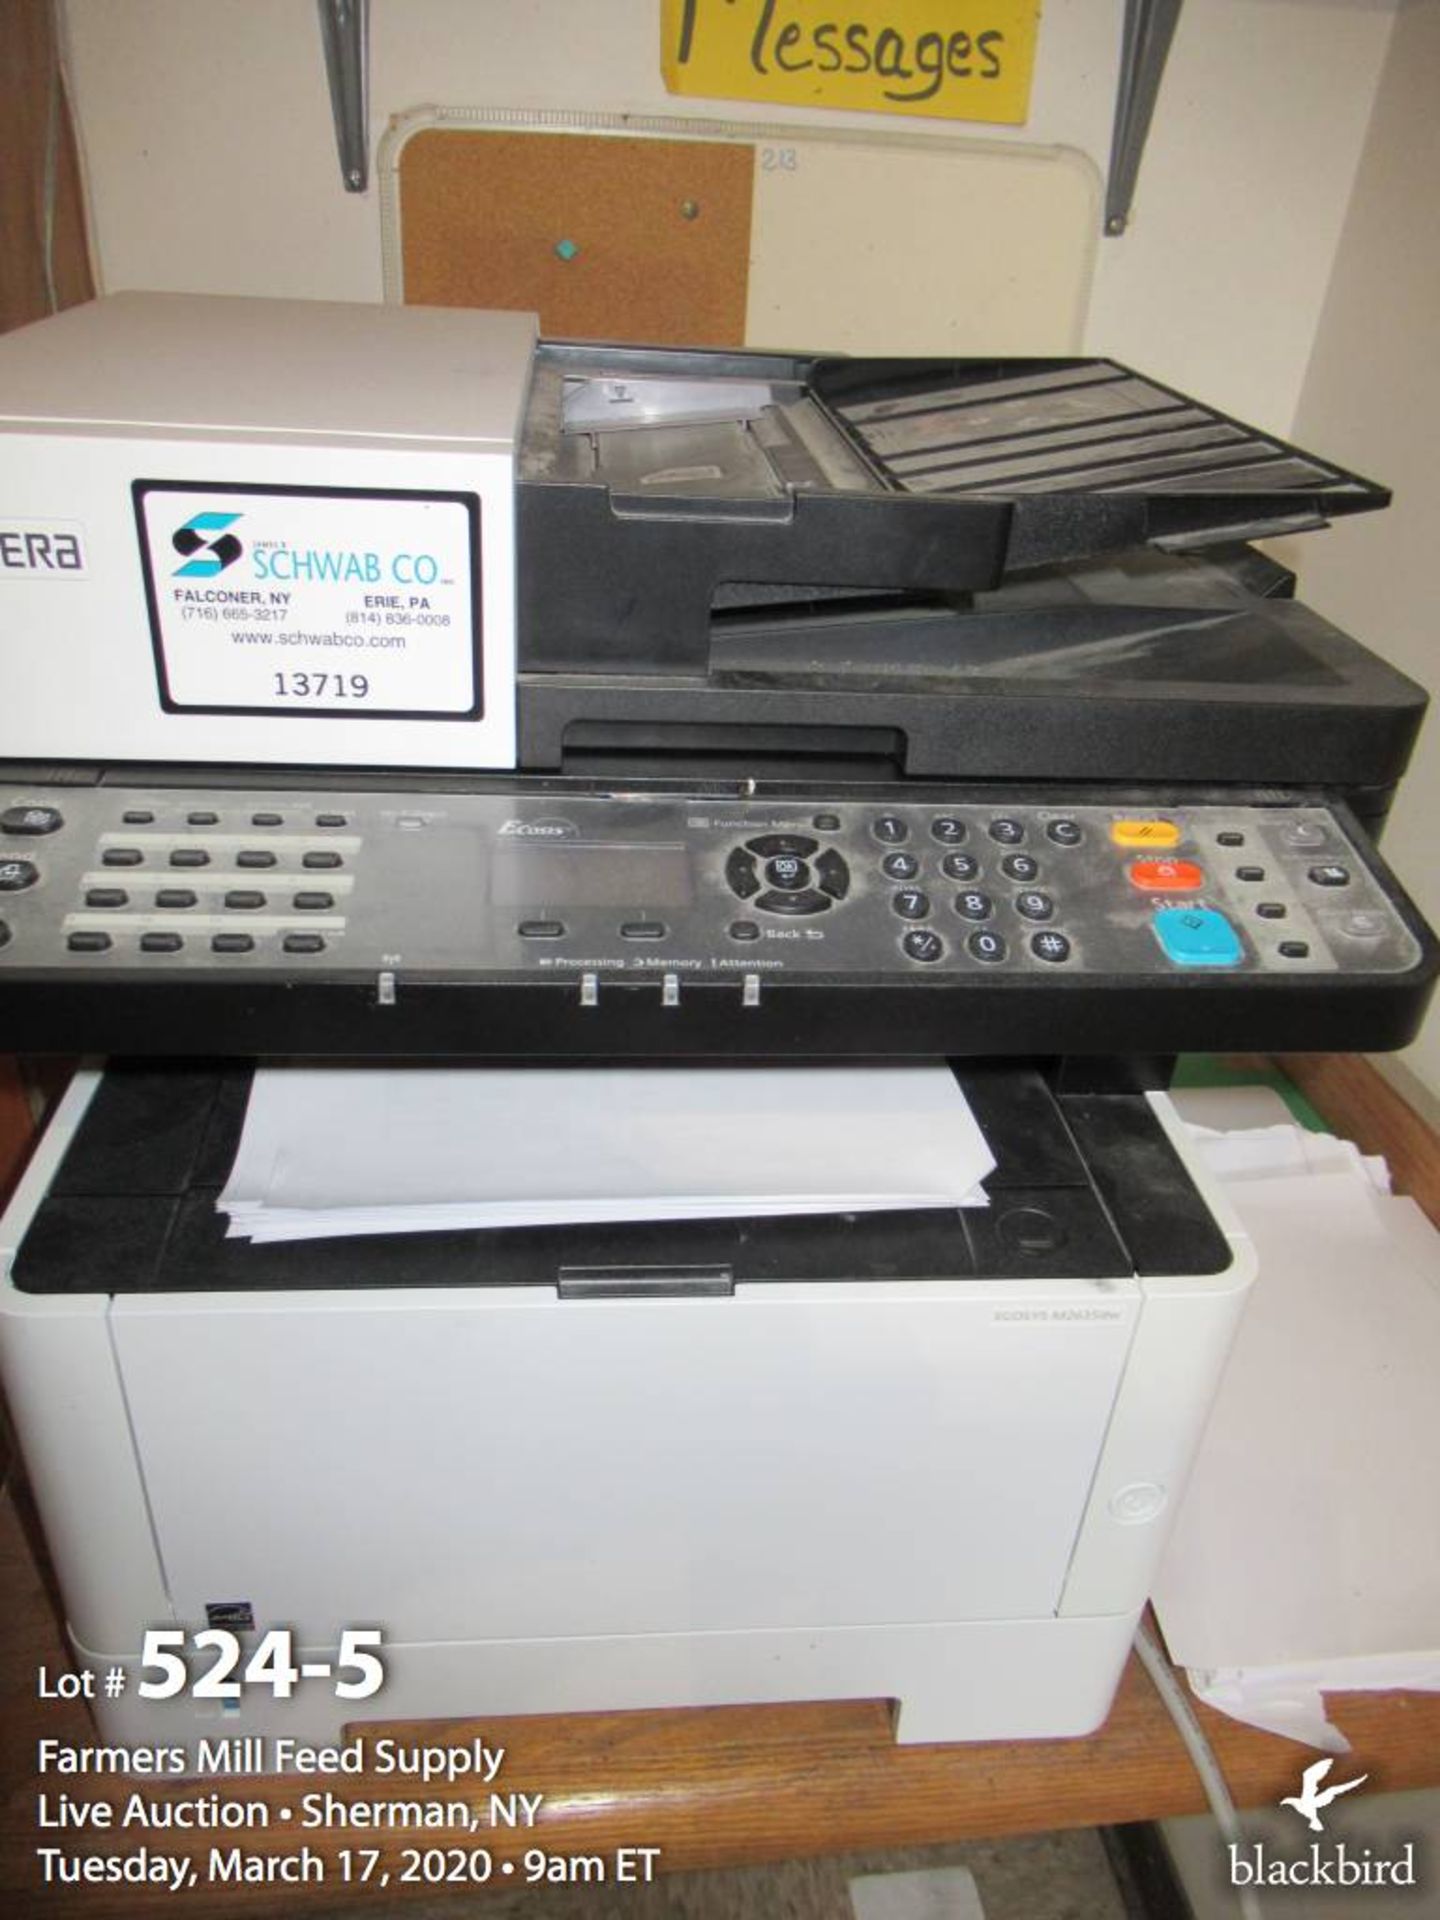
xmin=11 ymin=1059 xmax=1233 ymax=1298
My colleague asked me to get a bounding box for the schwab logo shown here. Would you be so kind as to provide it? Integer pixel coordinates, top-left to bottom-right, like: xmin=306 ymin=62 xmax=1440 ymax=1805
xmin=172 ymin=513 xmax=243 ymax=578
xmin=497 ymin=819 xmax=576 ymax=839
xmin=1227 ymin=1760 xmax=1418 ymax=1890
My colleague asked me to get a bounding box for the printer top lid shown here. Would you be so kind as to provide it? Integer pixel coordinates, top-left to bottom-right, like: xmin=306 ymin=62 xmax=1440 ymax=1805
xmin=0 ymin=291 xmax=537 ymax=449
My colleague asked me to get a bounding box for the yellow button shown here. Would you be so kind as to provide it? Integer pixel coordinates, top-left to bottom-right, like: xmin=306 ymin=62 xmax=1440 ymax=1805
xmin=1110 ymin=818 xmax=1181 ymax=849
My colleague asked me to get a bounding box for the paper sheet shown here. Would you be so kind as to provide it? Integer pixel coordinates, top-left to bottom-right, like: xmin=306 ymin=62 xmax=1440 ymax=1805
xmin=219 ymin=1063 xmax=995 ymax=1241
xmin=1184 ymin=1121 xmax=1391 ymax=1191
xmin=1187 ymin=1653 xmax=1440 ymax=1755
xmin=1153 ymin=1128 xmax=1440 ymax=1750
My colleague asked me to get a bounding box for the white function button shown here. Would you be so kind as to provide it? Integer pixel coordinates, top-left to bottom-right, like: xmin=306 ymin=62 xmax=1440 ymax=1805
xmin=1109 ymin=1481 xmax=1168 ymax=1526
xmin=1279 ymin=821 xmax=1330 ymax=850
xmin=1336 ymin=911 xmax=1387 ymax=940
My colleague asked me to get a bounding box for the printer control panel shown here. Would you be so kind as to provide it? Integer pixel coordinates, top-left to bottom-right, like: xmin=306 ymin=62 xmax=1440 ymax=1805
xmin=0 ymin=785 xmax=1424 ymax=984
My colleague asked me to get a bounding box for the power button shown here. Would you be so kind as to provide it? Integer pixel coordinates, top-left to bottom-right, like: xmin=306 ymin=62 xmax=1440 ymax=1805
xmin=1108 ymin=1482 xmax=1168 ymax=1525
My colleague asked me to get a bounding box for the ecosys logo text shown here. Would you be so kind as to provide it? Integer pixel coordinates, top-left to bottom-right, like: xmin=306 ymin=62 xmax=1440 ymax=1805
xmin=172 ymin=512 xmax=243 ymax=578
xmin=497 ymin=819 xmax=577 ymax=839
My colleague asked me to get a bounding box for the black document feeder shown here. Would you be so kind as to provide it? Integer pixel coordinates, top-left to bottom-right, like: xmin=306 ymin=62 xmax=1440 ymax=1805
xmin=12 ymin=1059 xmax=1233 ymax=1300
xmin=513 ymin=349 xmax=1419 ymax=836
xmin=518 ymin=348 xmax=1390 ymax=677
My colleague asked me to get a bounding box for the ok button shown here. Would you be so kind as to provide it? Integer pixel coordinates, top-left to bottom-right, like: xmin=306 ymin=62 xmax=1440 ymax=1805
xmin=765 ymin=854 xmax=810 ymax=891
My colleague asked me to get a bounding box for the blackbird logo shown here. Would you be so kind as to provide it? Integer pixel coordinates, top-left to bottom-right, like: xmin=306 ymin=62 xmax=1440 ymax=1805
xmin=1280 ymin=1759 xmax=1369 ymax=1833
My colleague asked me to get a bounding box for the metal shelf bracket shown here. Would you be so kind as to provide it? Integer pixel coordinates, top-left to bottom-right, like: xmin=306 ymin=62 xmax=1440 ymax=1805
xmin=318 ymin=0 xmax=370 ymax=193
xmin=1106 ymin=0 xmax=1183 ymax=236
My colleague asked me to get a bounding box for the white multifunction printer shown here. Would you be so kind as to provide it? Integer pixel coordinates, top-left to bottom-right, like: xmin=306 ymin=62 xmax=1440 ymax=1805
xmin=0 ymin=295 xmax=1434 ymax=1754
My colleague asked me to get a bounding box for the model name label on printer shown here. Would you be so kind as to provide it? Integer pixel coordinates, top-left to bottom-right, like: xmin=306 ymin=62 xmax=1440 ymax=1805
xmin=134 ymin=484 xmax=481 ymax=720
xmin=0 ymin=519 xmax=87 ymax=576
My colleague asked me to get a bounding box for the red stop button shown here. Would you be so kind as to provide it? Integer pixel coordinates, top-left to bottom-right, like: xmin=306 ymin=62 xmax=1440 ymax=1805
xmin=1129 ymin=859 xmax=1205 ymax=892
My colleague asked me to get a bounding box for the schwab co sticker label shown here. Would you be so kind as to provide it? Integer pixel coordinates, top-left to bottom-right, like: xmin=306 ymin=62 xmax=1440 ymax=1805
xmin=133 ymin=482 xmax=481 ymax=721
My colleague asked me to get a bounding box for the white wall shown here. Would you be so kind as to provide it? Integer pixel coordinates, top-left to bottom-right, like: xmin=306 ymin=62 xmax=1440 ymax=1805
xmin=1278 ymin=0 xmax=1440 ymax=1107
xmin=1084 ymin=0 xmax=1398 ymax=430
xmin=62 ymin=0 xmax=1397 ymax=431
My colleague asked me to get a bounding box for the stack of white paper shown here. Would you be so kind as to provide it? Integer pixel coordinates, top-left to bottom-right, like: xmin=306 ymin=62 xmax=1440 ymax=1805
xmin=1155 ymin=1099 xmax=1440 ymax=1752
xmin=219 ymin=1063 xmax=995 ymax=1242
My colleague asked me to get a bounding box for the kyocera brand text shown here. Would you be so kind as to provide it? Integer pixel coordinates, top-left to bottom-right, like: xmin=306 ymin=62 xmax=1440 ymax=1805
xmin=251 ymin=545 xmax=442 ymax=586
xmin=0 ymin=527 xmax=84 ymax=572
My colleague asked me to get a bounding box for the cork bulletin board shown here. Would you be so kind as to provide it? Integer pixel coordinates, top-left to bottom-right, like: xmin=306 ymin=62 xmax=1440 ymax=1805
xmin=379 ymin=108 xmax=1099 ymax=355
xmin=392 ymin=128 xmax=754 ymax=346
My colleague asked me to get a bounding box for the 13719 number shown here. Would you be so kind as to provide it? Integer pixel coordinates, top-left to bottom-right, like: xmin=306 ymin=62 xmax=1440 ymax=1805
xmin=272 ymin=672 xmax=370 ymax=700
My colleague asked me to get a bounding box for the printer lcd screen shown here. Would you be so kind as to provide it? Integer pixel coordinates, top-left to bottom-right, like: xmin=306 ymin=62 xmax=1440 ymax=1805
xmin=489 ymin=843 xmax=694 ymax=906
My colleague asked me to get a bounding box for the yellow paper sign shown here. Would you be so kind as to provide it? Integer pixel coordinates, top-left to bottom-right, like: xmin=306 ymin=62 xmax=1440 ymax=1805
xmin=661 ymin=0 xmax=1041 ymax=126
